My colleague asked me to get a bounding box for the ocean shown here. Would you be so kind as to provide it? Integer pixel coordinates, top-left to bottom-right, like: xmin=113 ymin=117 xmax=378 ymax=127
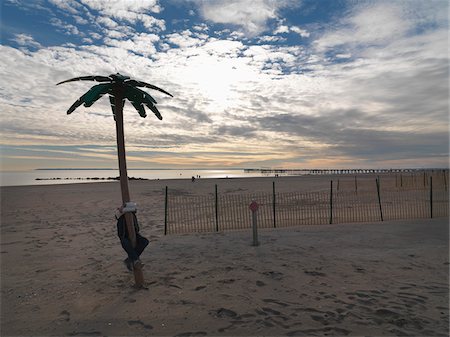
xmin=0 ymin=169 xmax=274 ymax=187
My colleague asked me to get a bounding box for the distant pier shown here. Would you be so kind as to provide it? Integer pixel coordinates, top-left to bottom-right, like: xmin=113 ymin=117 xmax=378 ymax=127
xmin=244 ymin=168 xmax=449 ymax=175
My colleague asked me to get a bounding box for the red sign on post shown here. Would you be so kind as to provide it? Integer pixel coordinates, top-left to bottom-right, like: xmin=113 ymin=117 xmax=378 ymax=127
xmin=249 ymin=201 xmax=259 ymax=213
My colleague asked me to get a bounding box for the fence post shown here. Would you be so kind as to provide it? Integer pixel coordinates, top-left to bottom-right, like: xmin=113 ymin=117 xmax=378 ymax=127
xmin=329 ymin=180 xmax=333 ymax=224
xmin=355 ymin=176 xmax=358 ymax=194
xmin=272 ymin=181 xmax=276 ymax=228
xmin=444 ymin=170 xmax=447 ymax=191
xmin=164 ymin=186 xmax=168 ymax=235
xmin=376 ymin=178 xmax=383 ymax=221
xmin=215 ymin=184 xmax=219 ymax=231
xmin=430 ymin=176 xmax=433 ymax=218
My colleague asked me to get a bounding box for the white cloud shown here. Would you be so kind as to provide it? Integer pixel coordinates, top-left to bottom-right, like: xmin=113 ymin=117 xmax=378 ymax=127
xmin=290 ymin=26 xmax=309 ymax=38
xmin=140 ymin=14 xmax=166 ymax=31
xmin=166 ymin=30 xmax=206 ymax=48
xmin=106 ymin=30 xmax=128 ymax=39
xmin=78 ymin=0 xmax=165 ymax=32
xmin=48 ymin=0 xmax=83 ymax=15
xmin=314 ymin=1 xmax=447 ymax=53
xmin=193 ymin=23 xmax=209 ymax=32
xmin=103 ymin=33 xmax=159 ymax=57
xmin=335 ymin=53 xmax=351 ymax=59
xmin=274 ymin=23 xmax=309 ymax=38
xmin=49 ymin=17 xmax=81 ymax=35
xmin=202 ymin=39 xmax=244 ymax=56
xmin=97 ymin=16 xmax=119 ymax=28
xmin=274 ymin=25 xmax=289 ymax=34
xmin=80 ymin=0 xmax=162 ymax=16
xmin=73 ymin=15 xmax=89 ymax=25
xmin=258 ymin=35 xmax=286 ymax=43
xmin=11 ymin=33 xmax=42 ymax=49
xmin=90 ymin=32 xmax=102 ymax=40
xmin=198 ymin=0 xmax=278 ymax=36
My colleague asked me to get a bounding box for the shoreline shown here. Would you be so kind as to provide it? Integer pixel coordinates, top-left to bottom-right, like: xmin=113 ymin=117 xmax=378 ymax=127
xmin=1 ymin=168 xmax=448 ymax=188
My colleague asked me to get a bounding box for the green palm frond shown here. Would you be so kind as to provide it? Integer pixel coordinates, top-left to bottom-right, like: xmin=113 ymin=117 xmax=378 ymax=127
xmin=67 ymin=83 xmax=112 ymax=114
xmin=129 ymin=100 xmax=147 ymax=118
xmin=125 ymin=80 xmax=173 ymax=97
xmin=57 ymin=75 xmax=112 ymax=85
xmin=124 ymin=86 xmax=162 ymax=120
xmin=58 ymin=73 xmax=171 ymax=120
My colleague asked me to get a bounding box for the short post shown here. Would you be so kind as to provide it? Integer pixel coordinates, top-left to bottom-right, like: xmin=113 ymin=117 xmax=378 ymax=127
xmin=430 ymin=176 xmax=433 ymax=218
xmin=249 ymin=200 xmax=259 ymax=246
xmin=215 ymin=184 xmax=219 ymax=231
xmin=354 ymin=175 xmax=358 ymax=194
xmin=272 ymin=181 xmax=276 ymax=228
xmin=376 ymin=178 xmax=383 ymax=221
xmin=329 ymin=180 xmax=333 ymax=224
xmin=164 ymin=186 xmax=168 ymax=235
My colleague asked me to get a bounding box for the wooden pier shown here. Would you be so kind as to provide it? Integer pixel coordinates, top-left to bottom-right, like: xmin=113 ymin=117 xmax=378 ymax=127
xmin=244 ymin=168 xmax=449 ymax=176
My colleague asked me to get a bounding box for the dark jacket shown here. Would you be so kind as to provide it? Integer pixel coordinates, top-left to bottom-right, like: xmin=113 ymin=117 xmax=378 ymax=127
xmin=116 ymin=213 xmax=140 ymax=239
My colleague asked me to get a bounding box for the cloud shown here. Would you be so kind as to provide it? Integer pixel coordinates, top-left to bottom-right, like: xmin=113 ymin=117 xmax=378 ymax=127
xmin=314 ymin=0 xmax=447 ymax=53
xmin=78 ymin=0 xmax=165 ymax=31
xmin=0 ymin=0 xmax=448 ymax=170
xmin=49 ymin=0 xmax=84 ymax=15
xmin=103 ymin=33 xmax=159 ymax=57
xmin=80 ymin=0 xmax=162 ymax=16
xmin=274 ymin=24 xmax=289 ymax=34
xmin=290 ymin=26 xmax=309 ymax=38
xmin=197 ymin=0 xmax=296 ymax=36
xmin=274 ymin=22 xmax=309 ymax=38
xmin=50 ymin=17 xmax=81 ymax=35
xmin=96 ymin=16 xmax=119 ymax=28
xmin=11 ymin=33 xmax=42 ymax=49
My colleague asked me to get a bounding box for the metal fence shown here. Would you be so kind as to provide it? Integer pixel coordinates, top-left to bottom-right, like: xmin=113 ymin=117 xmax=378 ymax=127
xmin=164 ymin=174 xmax=449 ymax=235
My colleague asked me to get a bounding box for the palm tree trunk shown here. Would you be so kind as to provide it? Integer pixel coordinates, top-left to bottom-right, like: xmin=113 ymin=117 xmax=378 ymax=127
xmin=113 ymin=87 xmax=144 ymax=287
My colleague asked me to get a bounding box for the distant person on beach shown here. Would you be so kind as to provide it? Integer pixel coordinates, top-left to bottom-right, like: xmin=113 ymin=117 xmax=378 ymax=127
xmin=115 ymin=205 xmax=149 ymax=271
xmin=192 ymin=176 xmax=196 ymax=182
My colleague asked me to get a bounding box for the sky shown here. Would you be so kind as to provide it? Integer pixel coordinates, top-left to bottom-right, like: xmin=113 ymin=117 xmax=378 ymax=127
xmin=0 ymin=0 xmax=448 ymax=171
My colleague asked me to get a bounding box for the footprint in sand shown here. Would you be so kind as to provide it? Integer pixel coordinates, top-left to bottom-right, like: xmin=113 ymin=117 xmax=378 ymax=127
xmin=127 ymin=320 xmax=153 ymax=330
xmin=67 ymin=331 xmax=102 ymax=336
xmin=194 ymin=285 xmax=206 ymax=291
xmin=262 ymin=271 xmax=284 ymax=280
xmin=211 ymin=308 xmax=238 ymax=318
xmin=304 ymin=270 xmax=326 ymax=277
xmin=262 ymin=298 xmax=289 ymax=307
xmin=58 ymin=310 xmax=70 ymax=322
xmin=174 ymin=332 xmax=207 ymax=337
xmin=218 ymin=279 xmax=235 ymax=284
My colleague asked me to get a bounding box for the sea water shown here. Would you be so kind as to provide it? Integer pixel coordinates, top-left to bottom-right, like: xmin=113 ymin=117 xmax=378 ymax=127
xmin=0 ymin=169 xmax=273 ymax=187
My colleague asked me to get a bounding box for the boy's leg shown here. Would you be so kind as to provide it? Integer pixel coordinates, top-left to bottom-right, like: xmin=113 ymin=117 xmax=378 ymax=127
xmin=135 ymin=234 xmax=149 ymax=257
xmin=120 ymin=237 xmax=139 ymax=261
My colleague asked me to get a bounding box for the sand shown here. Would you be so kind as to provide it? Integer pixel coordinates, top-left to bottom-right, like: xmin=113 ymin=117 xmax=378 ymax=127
xmin=1 ymin=175 xmax=449 ymax=336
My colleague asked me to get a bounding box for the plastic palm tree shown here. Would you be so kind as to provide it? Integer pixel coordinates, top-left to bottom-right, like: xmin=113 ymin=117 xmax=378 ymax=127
xmin=57 ymin=73 xmax=172 ymax=287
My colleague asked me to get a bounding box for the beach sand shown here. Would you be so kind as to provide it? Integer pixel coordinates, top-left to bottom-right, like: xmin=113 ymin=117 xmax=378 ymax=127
xmin=1 ymin=175 xmax=449 ymax=336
